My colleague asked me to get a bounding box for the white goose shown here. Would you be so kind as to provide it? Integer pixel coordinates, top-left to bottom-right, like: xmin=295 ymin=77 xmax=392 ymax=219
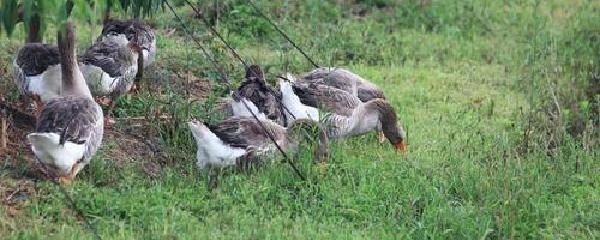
xmin=27 ymin=22 xmax=104 ymax=184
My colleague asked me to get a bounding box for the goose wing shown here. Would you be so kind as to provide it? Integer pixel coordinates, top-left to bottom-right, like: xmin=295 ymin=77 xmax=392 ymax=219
xmin=207 ymin=117 xmax=282 ymax=150
xmin=325 ymin=68 xmax=385 ymax=101
xmin=80 ymin=41 xmax=133 ymax=78
xmin=292 ymin=83 xmax=360 ymax=116
xmin=100 ymin=19 xmax=156 ymax=65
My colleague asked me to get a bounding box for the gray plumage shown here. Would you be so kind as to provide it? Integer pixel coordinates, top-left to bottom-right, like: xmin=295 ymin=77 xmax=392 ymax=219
xmin=80 ymin=38 xmax=138 ymax=97
xmin=292 ymin=82 xmax=361 ymax=116
xmin=35 ymin=96 xmax=104 ymax=171
xmin=12 ymin=43 xmax=60 ymax=98
xmin=99 ymin=20 xmax=156 ymax=67
xmin=208 ymin=116 xmax=287 ymax=153
xmin=81 ymin=40 xmax=133 ymax=77
xmin=236 ymin=65 xmax=286 ymax=125
xmin=15 ymin=43 xmax=60 ymax=76
xmin=302 ymin=67 xmax=386 ymax=102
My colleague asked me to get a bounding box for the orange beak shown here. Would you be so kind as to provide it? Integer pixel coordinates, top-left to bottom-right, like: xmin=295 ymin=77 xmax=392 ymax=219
xmin=395 ymin=140 xmax=407 ymax=152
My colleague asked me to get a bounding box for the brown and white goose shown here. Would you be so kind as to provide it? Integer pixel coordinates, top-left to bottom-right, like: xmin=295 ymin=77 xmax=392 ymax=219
xmin=12 ymin=43 xmax=61 ymax=111
xmin=301 ymin=67 xmax=385 ymax=102
xmin=27 ymin=22 xmax=104 ymax=184
xmin=188 ymin=98 xmax=329 ymax=170
xmin=293 ymin=69 xmax=390 ymax=142
xmin=284 ymin=76 xmax=406 ymax=151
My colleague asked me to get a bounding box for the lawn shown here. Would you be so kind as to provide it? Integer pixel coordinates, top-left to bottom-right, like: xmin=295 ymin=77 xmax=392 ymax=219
xmin=0 ymin=0 xmax=598 ymax=239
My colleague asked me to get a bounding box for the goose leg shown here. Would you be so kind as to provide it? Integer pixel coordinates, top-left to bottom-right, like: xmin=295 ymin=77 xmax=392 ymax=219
xmin=207 ymin=165 xmax=218 ymax=190
xmin=377 ymin=131 xmax=386 ymax=144
xmin=34 ymin=160 xmax=54 ymax=181
xmin=236 ymin=150 xmax=258 ymax=171
xmin=58 ymin=162 xmax=85 ymax=185
xmin=32 ymin=95 xmax=43 ymax=117
xmin=104 ymin=100 xmax=117 ymax=125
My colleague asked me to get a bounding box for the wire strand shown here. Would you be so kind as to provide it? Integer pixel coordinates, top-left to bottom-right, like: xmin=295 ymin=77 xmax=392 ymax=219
xmin=55 ymin=182 xmax=101 ymax=240
xmin=182 ymin=0 xmax=249 ymax=68
xmin=247 ymin=0 xmax=320 ymax=68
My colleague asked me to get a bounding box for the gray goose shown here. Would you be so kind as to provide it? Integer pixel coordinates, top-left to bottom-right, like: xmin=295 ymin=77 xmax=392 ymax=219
xmin=99 ymin=19 xmax=156 ymax=89
xmin=11 ymin=43 xmax=61 ymax=112
xmin=188 ymin=98 xmax=329 ymax=170
xmin=27 ymin=22 xmax=104 ymax=184
xmin=80 ymin=34 xmax=140 ymax=105
xmin=99 ymin=20 xmax=156 ymax=67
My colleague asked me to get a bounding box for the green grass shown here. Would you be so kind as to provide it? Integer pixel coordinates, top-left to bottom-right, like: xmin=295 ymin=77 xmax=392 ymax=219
xmin=1 ymin=0 xmax=599 ymax=239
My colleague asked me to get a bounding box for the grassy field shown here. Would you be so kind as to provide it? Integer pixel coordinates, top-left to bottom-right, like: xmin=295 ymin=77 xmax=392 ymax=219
xmin=1 ymin=0 xmax=599 ymax=239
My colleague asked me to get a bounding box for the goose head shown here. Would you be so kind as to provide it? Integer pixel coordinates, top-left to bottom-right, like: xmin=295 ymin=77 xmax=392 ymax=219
xmin=365 ymin=99 xmax=407 ymax=152
xmin=245 ymin=64 xmax=265 ymax=83
xmin=286 ymin=119 xmax=330 ymax=163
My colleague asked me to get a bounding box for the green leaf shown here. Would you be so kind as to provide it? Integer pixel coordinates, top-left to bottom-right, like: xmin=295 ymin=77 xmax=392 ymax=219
xmin=2 ymin=0 xmax=18 ymax=36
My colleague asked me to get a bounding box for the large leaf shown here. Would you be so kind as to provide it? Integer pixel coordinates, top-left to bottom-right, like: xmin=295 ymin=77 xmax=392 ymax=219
xmin=1 ymin=0 xmax=19 ymax=36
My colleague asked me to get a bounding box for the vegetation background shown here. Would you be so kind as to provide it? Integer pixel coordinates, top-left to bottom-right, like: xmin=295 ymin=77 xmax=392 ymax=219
xmin=0 ymin=0 xmax=598 ymax=239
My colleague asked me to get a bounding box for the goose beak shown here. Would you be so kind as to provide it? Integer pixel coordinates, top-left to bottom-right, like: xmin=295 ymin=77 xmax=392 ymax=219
xmin=395 ymin=140 xmax=407 ymax=153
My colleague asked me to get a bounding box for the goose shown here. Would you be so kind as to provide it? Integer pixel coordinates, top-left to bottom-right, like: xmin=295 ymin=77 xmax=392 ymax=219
xmin=301 ymin=67 xmax=385 ymax=102
xmin=292 ymin=72 xmax=390 ymax=142
xmin=27 ymin=22 xmax=104 ymax=184
xmin=188 ymin=97 xmax=329 ymax=171
xmin=80 ymin=34 xmax=140 ymax=97
xmin=99 ymin=20 xmax=155 ymax=91
xmin=80 ymin=34 xmax=140 ymax=123
xmin=236 ymin=65 xmax=286 ymax=126
xmin=283 ymin=78 xmax=407 ymax=151
xmin=11 ymin=43 xmax=62 ymax=112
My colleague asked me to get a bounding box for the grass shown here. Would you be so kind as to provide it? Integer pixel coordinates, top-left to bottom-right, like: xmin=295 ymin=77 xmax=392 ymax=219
xmin=1 ymin=0 xmax=599 ymax=239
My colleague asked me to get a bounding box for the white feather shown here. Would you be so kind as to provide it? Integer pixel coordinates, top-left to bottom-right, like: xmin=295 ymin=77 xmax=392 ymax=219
xmin=27 ymin=133 xmax=85 ymax=175
xmin=80 ymin=65 xmax=120 ymax=95
xmin=188 ymin=121 xmax=246 ymax=169
xmin=230 ymin=96 xmax=268 ymax=121
xmin=100 ymin=34 xmax=130 ymax=46
xmin=26 ymin=65 xmax=63 ymax=102
xmin=279 ymin=77 xmax=319 ymax=124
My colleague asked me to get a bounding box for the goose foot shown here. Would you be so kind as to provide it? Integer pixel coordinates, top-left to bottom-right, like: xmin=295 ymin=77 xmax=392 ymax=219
xmin=32 ymin=95 xmax=43 ymax=118
xmin=129 ymin=83 xmax=141 ymax=94
xmin=104 ymin=99 xmax=117 ymax=126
